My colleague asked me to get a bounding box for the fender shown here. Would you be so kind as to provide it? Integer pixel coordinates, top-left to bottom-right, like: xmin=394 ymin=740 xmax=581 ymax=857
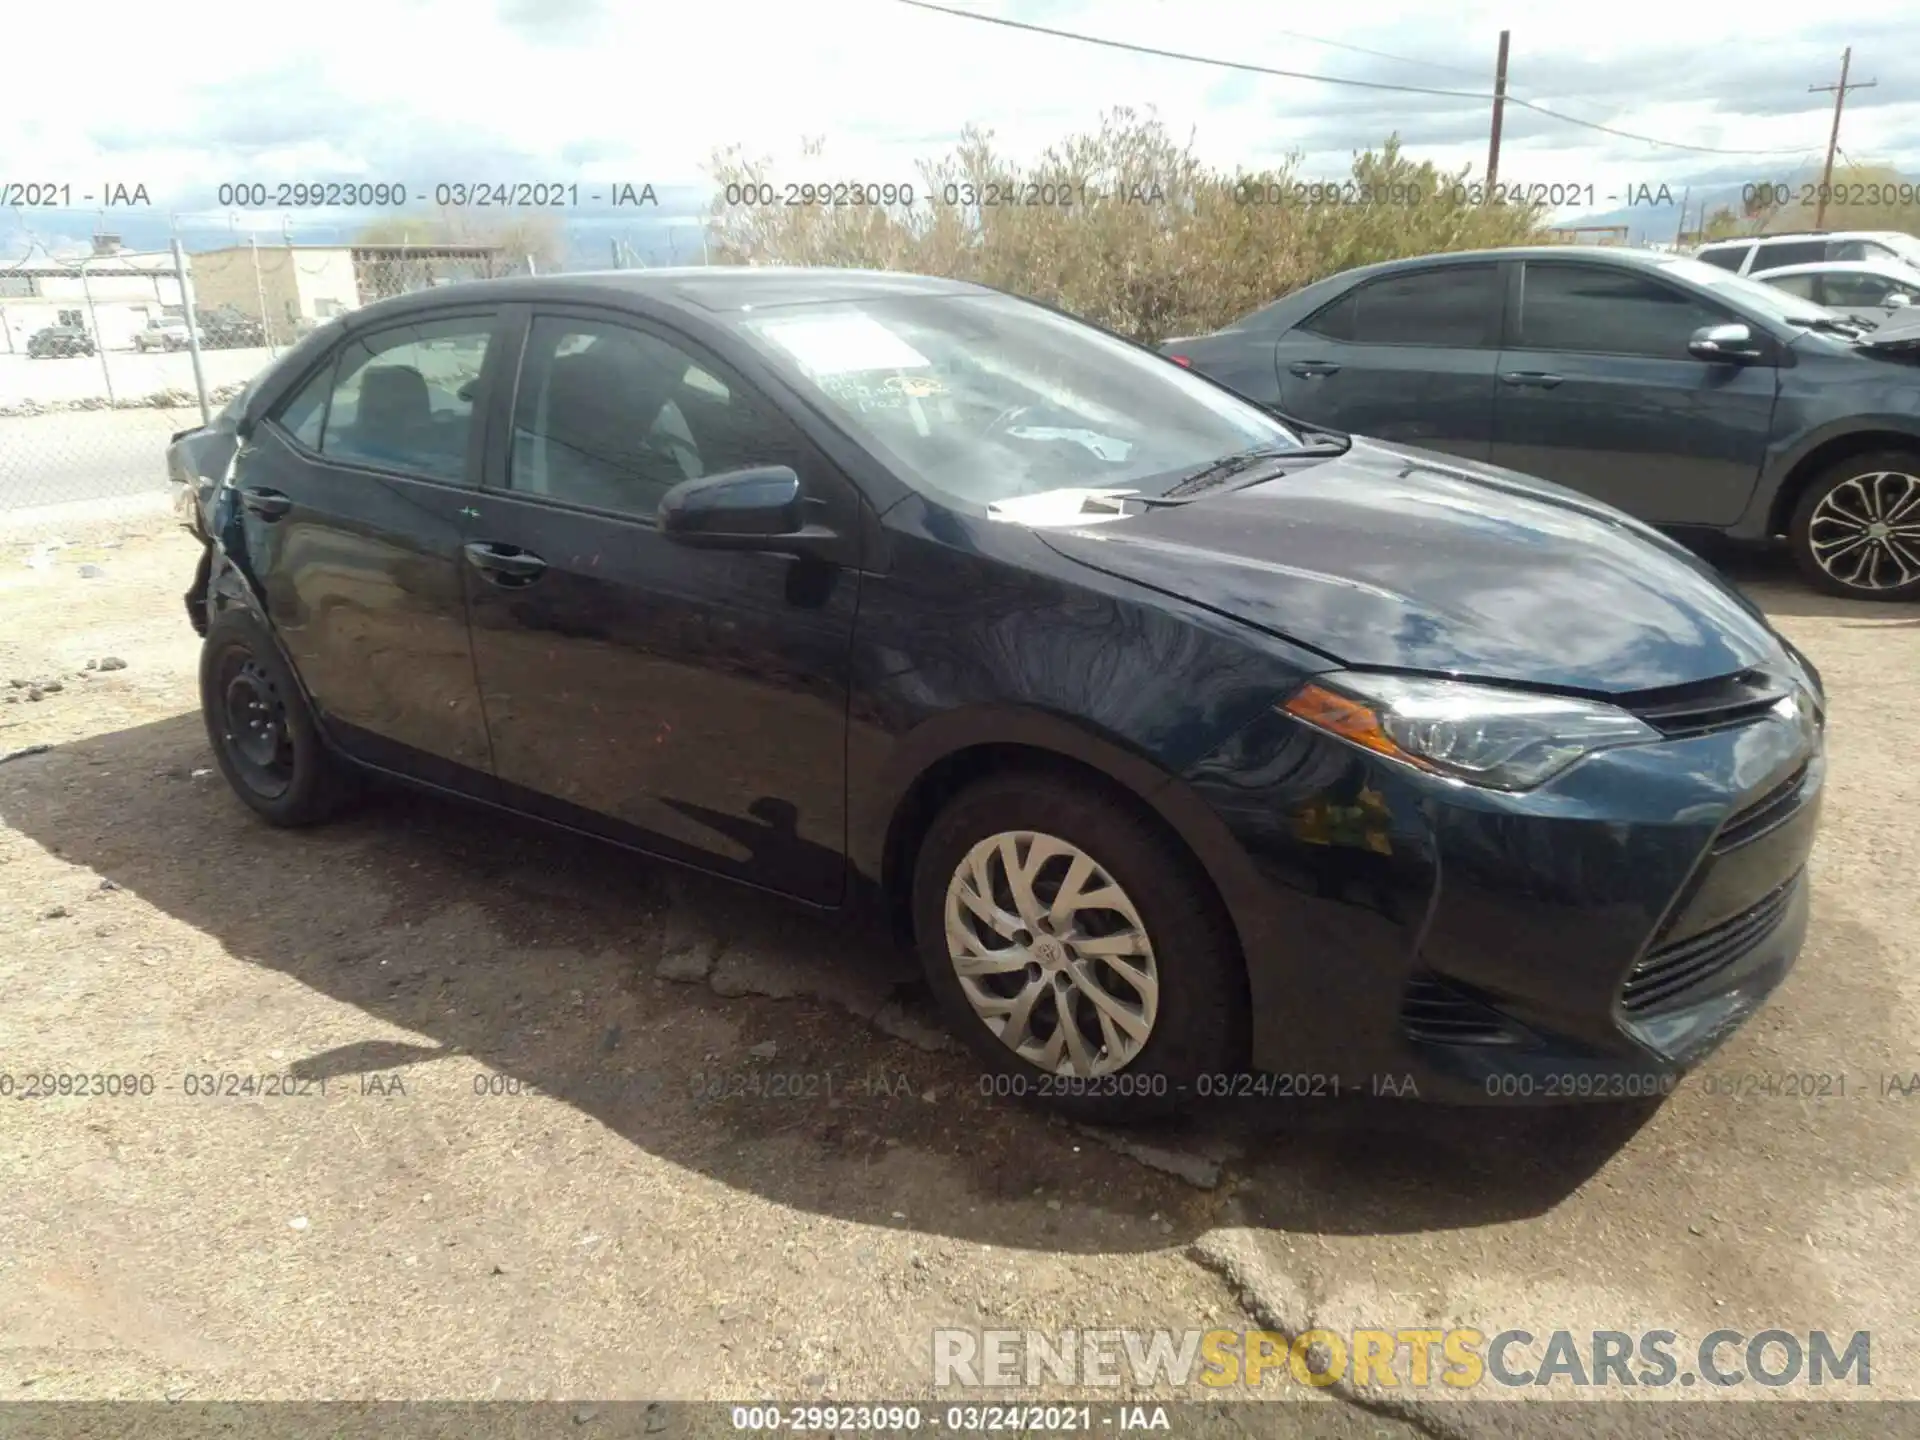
xmin=852 ymin=703 xmax=1286 ymax=981
xmin=201 ymin=543 xmax=339 ymax=749
xmin=1740 ymin=411 xmax=1920 ymax=538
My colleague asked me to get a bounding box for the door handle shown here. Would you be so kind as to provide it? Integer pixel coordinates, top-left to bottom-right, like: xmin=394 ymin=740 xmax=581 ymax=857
xmin=238 ymin=487 xmax=291 ymax=520
xmin=1288 ymin=361 xmax=1342 ymax=378
xmin=463 ymin=542 xmax=548 ymax=584
xmin=1500 ymin=371 xmax=1564 ymax=389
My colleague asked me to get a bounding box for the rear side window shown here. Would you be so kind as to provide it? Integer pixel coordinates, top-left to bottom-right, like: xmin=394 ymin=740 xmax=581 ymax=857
xmin=1695 ymin=245 xmax=1750 ymax=273
xmin=1516 ymin=264 xmax=1723 ymax=359
xmin=316 ymin=317 xmax=494 ymax=482
xmin=272 ymin=362 xmax=334 ymax=448
xmin=1299 ymin=265 xmax=1498 ymax=347
xmin=1755 ymin=241 xmax=1825 ymax=269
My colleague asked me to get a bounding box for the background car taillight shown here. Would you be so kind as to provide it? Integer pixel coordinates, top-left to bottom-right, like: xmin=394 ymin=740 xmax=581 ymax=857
xmin=1168 ymin=354 xmax=1192 ymax=367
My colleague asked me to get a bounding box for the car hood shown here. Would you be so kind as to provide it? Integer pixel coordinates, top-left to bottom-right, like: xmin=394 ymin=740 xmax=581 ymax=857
xmin=1856 ymin=306 xmax=1920 ymax=351
xmin=1037 ymin=439 xmax=1782 ymax=695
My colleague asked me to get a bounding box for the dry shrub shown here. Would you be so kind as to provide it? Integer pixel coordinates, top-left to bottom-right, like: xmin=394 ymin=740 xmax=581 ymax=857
xmin=708 ymin=110 xmax=1550 ymax=344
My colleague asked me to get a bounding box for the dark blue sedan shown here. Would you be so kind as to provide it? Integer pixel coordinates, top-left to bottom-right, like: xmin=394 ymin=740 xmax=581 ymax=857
xmin=167 ymin=266 xmax=1826 ymax=1119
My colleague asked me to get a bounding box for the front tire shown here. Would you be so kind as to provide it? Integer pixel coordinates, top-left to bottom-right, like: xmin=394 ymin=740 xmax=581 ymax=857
xmin=199 ymin=607 xmax=357 ymax=826
xmin=1789 ymin=451 xmax=1920 ymax=601
xmin=910 ymin=771 xmax=1245 ymax=1122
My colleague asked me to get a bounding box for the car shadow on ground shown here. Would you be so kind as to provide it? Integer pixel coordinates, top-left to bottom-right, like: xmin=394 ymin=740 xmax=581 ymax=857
xmin=3 ymin=712 xmax=1657 ymax=1252
xmin=1700 ymin=538 xmax=1920 ymax=622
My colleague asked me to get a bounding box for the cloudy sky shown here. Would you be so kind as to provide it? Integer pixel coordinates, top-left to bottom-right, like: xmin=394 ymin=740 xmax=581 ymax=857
xmin=5 ymin=0 xmax=1918 ymax=254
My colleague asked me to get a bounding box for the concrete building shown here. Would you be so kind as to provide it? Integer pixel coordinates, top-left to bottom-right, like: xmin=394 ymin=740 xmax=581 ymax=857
xmin=0 ymin=235 xmax=183 ymax=354
xmin=187 ymin=242 xmax=507 ymax=346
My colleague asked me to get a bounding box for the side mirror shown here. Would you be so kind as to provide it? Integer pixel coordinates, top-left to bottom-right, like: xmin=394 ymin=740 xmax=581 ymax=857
xmin=1688 ymin=322 xmax=1764 ymax=362
xmin=658 ymin=466 xmax=840 ymax=559
xmin=1885 ymin=292 xmax=1912 ymax=310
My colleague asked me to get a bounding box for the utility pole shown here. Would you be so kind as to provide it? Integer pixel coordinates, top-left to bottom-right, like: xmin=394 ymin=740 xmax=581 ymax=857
xmin=1485 ymin=30 xmax=1511 ymax=201
xmin=1810 ymin=48 xmax=1876 ymax=231
xmin=1674 ymin=186 xmax=1690 ymax=249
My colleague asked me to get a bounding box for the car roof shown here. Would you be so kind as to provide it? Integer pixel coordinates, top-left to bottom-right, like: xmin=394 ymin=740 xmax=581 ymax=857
xmin=337 ymin=266 xmax=991 ymax=331
xmin=1700 ymin=230 xmax=1911 ymax=248
xmin=1750 ymin=259 xmax=1919 ymax=279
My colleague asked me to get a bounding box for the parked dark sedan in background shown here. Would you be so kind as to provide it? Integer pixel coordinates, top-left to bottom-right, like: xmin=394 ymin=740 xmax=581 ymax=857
xmin=169 ymin=267 xmax=1825 ymax=1119
xmin=1163 ymin=247 xmax=1920 ymax=601
xmin=27 ymin=324 xmax=97 ymax=358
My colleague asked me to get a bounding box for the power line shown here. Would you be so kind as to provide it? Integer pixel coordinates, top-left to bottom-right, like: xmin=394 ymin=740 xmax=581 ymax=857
xmin=1138 ymin=0 xmax=1635 ymax=114
xmin=892 ymin=0 xmax=1819 ymax=157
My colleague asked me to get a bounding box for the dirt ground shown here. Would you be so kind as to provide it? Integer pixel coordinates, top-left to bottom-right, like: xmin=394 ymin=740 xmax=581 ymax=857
xmin=1 ymin=504 xmax=1916 ymax=1436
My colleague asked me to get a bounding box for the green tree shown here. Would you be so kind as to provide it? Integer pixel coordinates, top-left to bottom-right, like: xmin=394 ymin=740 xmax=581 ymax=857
xmin=706 ymin=110 xmax=1547 ymax=344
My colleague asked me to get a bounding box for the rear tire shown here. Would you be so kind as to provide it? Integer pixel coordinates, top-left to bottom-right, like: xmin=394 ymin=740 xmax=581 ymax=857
xmin=910 ymin=770 xmax=1245 ymax=1122
xmin=199 ymin=607 xmax=358 ymax=826
xmin=1789 ymin=450 xmax=1920 ymax=601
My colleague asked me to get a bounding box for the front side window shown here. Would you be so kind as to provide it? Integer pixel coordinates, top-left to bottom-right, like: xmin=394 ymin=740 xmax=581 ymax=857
xmin=508 ymin=315 xmax=802 ymax=518
xmin=1516 ymin=264 xmax=1723 ymax=359
xmin=733 ymin=294 xmax=1303 ymax=507
xmin=1819 ymin=272 xmax=1894 ymax=307
xmin=317 ymin=316 xmax=493 ymax=482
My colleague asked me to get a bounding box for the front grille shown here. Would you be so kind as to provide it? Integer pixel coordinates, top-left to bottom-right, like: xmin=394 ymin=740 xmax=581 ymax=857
xmin=1401 ymin=974 xmax=1520 ymax=1045
xmin=1713 ymin=763 xmax=1811 ymax=854
xmin=1621 ymin=872 xmax=1801 ymax=1014
xmin=1624 ymin=668 xmax=1794 ymax=739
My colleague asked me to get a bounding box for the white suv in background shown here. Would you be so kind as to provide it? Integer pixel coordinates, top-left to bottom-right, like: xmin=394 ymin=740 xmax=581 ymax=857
xmin=1693 ymin=230 xmax=1920 ymax=277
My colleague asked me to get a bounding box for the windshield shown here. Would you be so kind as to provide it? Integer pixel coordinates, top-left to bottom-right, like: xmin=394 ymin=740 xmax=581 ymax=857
xmin=1658 ymin=256 xmax=1850 ymax=325
xmin=734 ymin=294 xmax=1305 ymax=505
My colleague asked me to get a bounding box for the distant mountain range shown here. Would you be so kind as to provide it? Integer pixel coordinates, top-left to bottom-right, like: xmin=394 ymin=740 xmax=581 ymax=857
xmin=1559 ymin=163 xmax=1919 ymax=243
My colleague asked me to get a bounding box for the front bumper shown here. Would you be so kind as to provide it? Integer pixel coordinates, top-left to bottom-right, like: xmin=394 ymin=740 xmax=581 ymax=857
xmin=1186 ymin=695 xmax=1824 ymax=1104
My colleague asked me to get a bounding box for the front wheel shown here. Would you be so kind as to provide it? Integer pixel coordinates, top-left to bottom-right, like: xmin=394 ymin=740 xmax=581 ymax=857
xmin=910 ymin=772 xmax=1246 ymax=1122
xmin=1789 ymin=452 xmax=1920 ymax=601
xmin=199 ymin=607 xmax=358 ymax=826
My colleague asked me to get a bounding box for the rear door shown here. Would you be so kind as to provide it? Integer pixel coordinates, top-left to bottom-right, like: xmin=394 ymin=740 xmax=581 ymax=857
xmin=225 ymin=310 xmax=505 ymax=789
xmin=1490 ymin=261 xmax=1778 ymax=526
xmin=1273 ymin=263 xmax=1504 ymax=460
xmin=461 ymin=305 xmax=863 ymax=904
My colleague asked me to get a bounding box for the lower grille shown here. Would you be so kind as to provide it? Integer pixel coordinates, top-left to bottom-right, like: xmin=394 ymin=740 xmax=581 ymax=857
xmin=1401 ymin=974 xmax=1519 ymax=1045
xmin=1622 ymin=872 xmax=1801 ymax=1014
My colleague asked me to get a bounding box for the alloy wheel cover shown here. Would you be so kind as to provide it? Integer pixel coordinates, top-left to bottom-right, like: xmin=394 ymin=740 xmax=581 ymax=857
xmin=1808 ymin=470 xmax=1920 ymax=592
xmin=943 ymin=830 xmax=1160 ymax=1077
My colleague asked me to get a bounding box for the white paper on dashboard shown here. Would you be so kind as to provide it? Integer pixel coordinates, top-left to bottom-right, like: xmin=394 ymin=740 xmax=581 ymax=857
xmin=756 ymin=313 xmax=932 ymax=375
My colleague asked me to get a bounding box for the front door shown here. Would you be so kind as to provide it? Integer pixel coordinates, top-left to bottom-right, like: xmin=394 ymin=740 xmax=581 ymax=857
xmin=462 ymin=308 xmax=862 ymax=904
xmin=1490 ymin=261 xmax=1778 ymax=527
xmin=226 ymin=311 xmax=504 ymax=788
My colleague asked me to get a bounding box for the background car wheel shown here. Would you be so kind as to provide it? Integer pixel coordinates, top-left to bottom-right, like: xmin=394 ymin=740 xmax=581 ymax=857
xmin=910 ymin=770 xmax=1246 ymax=1122
xmin=1790 ymin=451 xmax=1920 ymax=601
xmin=199 ymin=608 xmax=357 ymax=826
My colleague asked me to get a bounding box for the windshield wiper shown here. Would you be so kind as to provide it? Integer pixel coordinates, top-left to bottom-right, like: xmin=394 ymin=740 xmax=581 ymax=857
xmin=1133 ymin=440 xmax=1349 ymax=507
xmin=1785 ymin=313 xmax=1868 ymax=337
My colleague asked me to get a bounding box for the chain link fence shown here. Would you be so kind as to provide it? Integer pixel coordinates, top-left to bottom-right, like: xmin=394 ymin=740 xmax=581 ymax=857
xmin=0 ymin=243 xmax=535 ymax=514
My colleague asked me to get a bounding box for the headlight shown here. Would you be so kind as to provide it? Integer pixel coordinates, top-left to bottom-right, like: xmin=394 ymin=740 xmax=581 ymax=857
xmin=1280 ymin=673 xmax=1660 ymax=791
